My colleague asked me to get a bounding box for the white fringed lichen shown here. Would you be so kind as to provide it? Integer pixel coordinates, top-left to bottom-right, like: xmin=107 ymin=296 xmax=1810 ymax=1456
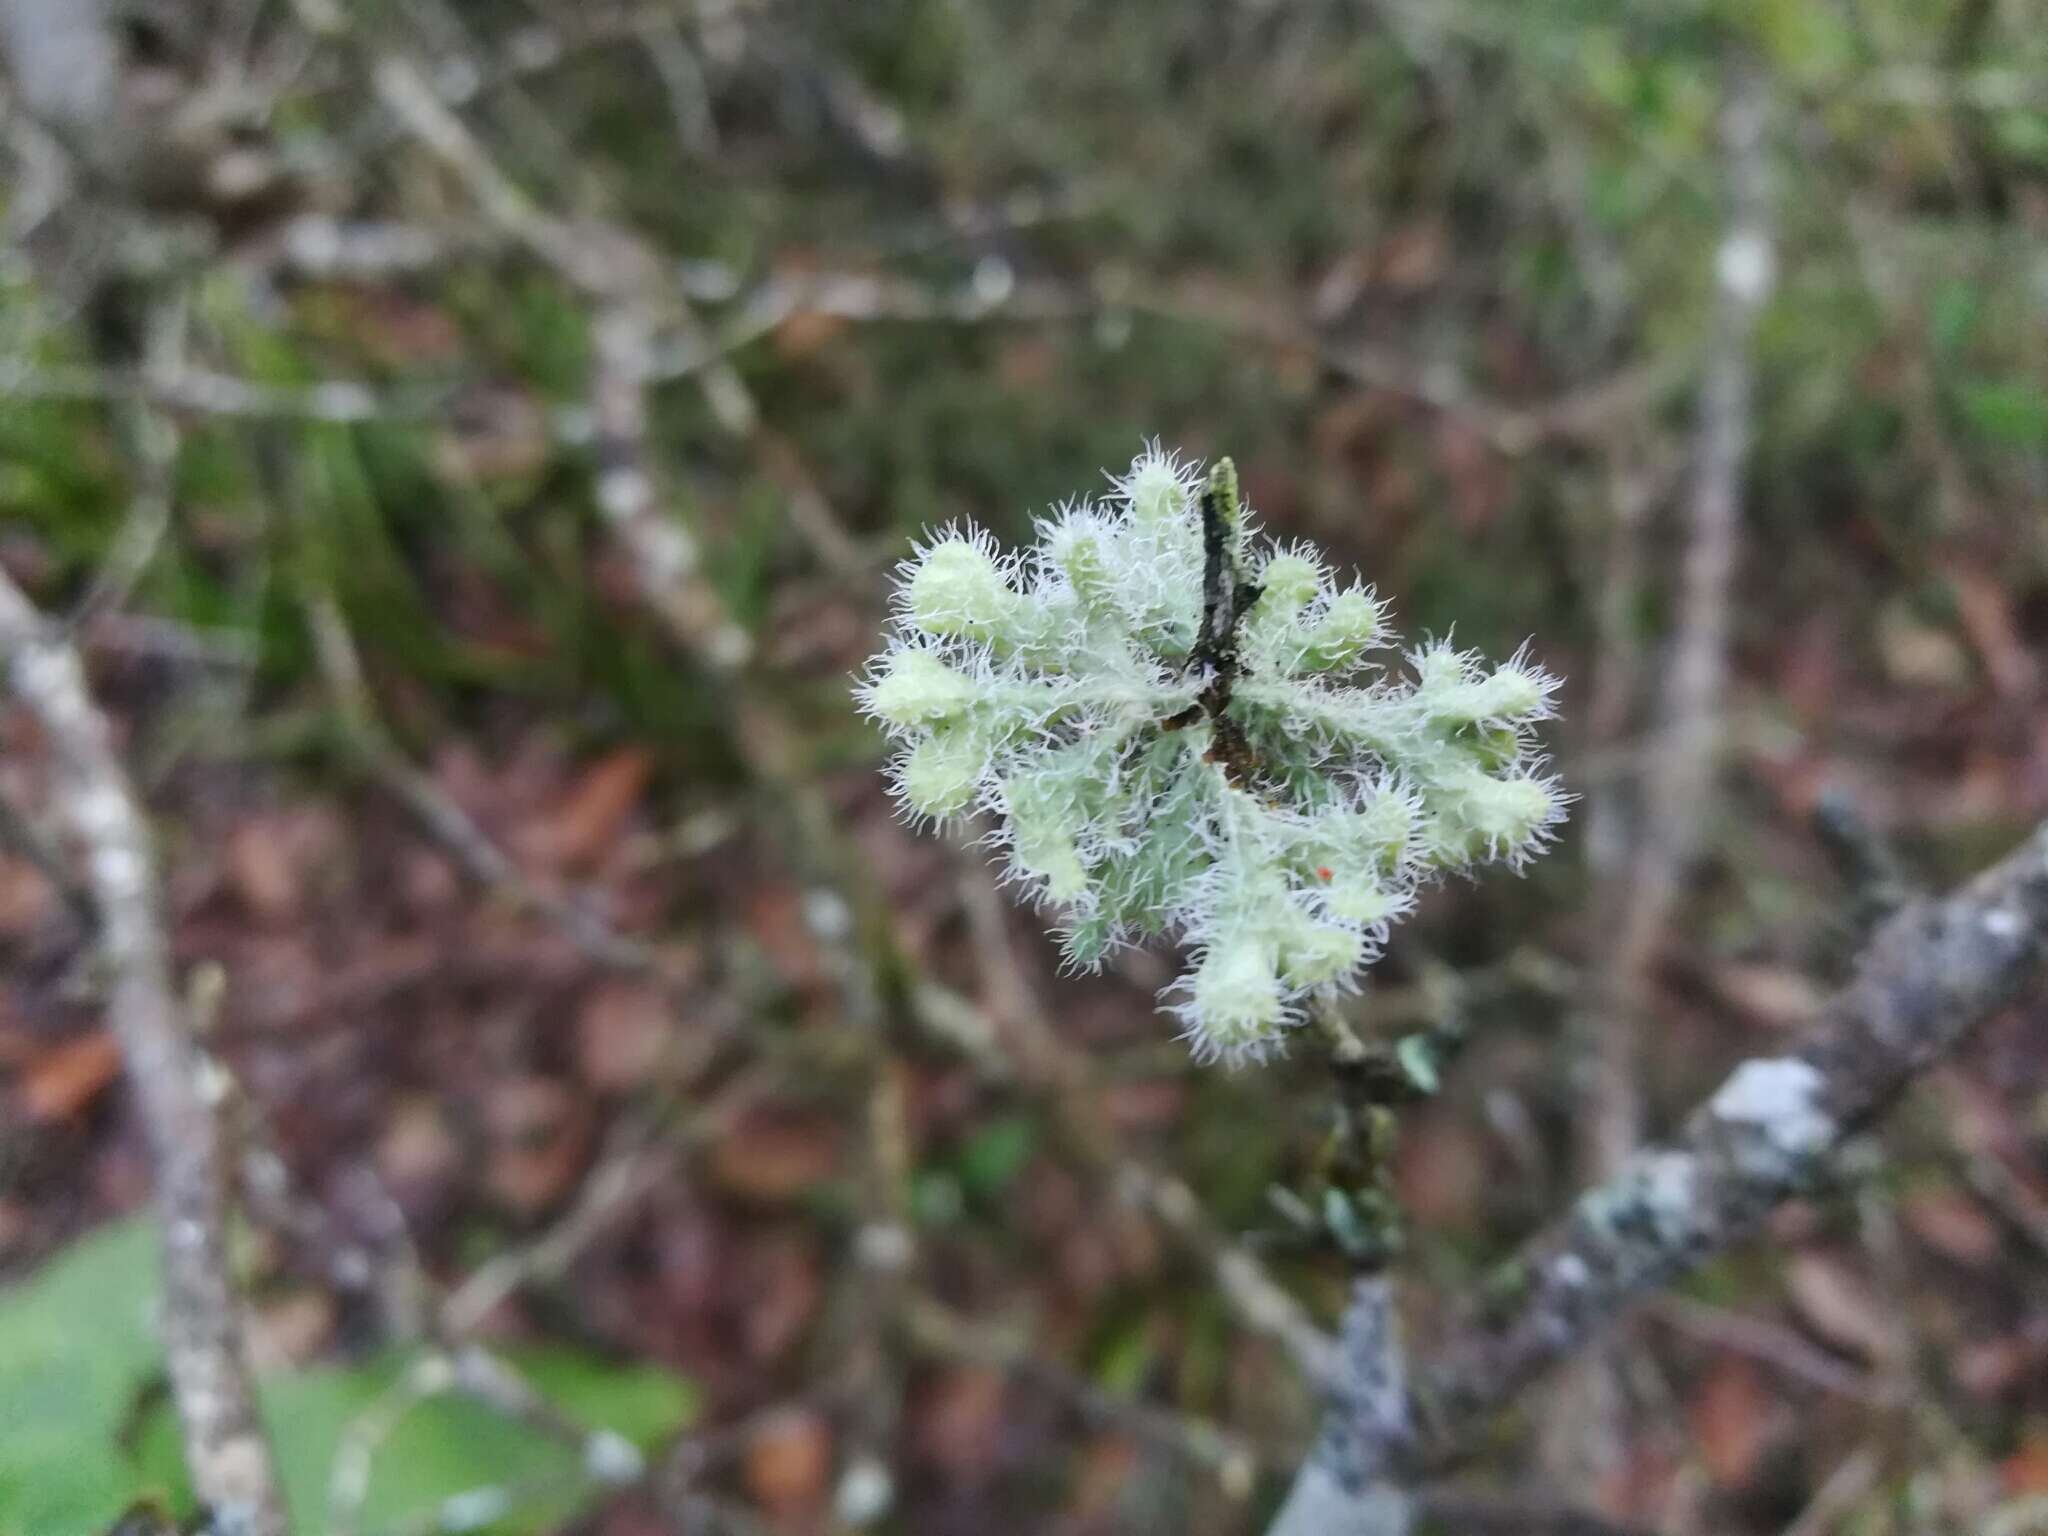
xmin=857 ymin=446 xmax=1569 ymax=1062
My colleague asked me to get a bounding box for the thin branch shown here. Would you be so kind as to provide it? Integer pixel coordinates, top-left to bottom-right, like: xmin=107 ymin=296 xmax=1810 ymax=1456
xmin=1266 ymin=1278 xmax=1413 ymax=1536
xmin=1593 ymin=62 xmax=1776 ymax=1169
xmin=1408 ymin=817 xmax=2048 ymax=1471
xmin=0 ymin=356 xmax=437 ymax=423
xmin=1550 ymin=64 xmax=1775 ymax=1487
xmin=1779 ymin=1443 xmax=1883 ymax=1536
xmin=952 ymin=860 xmax=1339 ymax=1386
xmin=438 ymin=1066 xmax=776 ymax=1337
xmin=0 ymin=567 xmax=289 ymax=1536
xmin=1645 ymin=1295 xmax=1894 ymax=1404
xmin=649 ymin=266 xmax=1670 ymax=460
xmin=300 ymin=590 xmax=655 ymax=972
xmin=1263 ymin=816 xmax=2048 ymax=1529
xmin=68 ymin=295 xmax=188 ymax=632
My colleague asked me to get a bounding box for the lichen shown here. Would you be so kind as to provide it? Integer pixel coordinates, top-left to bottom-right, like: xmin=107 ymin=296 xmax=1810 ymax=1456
xmin=857 ymin=446 xmax=1569 ymax=1061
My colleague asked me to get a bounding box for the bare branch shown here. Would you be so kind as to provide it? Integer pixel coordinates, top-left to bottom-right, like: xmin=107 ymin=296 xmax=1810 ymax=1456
xmin=1410 ymin=817 xmax=2048 ymax=1469
xmin=0 ymin=567 xmax=289 ymax=1536
xmin=1263 ymin=817 xmax=2048 ymax=1528
xmin=1266 ymin=1278 xmax=1412 ymax=1536
xmin=300 ymin=590 xmax=655 ymax=972
xmin=1548 ymin=62 xmax=1775 ymax=1485
xmin=0 ymin=356 xmax=434 ymax=422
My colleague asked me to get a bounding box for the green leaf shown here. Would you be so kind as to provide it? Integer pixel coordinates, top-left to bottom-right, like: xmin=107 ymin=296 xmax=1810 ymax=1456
xmin=1958 ymin=377 xmax=2048 ymax=448
xmin=135 ymin=1347 xmax=692 ymax=1535
xmin=1 ymin=1219 xmax=695 ymax=1536
xmin=1928 ymin=281 xmax=1979 ymax=357
xmin=1395 ymin=1034 xmax=1441 ymax=1096
xmin=0 ymin=1219 xmax=166 ymax=1536
xmin=955 ymin=1114 xmax=1037 ymax=1200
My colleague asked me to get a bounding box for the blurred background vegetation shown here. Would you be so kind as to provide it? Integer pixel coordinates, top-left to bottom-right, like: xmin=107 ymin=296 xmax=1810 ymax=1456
xmin=1 ymin=1 xmax=2045 ymax=1533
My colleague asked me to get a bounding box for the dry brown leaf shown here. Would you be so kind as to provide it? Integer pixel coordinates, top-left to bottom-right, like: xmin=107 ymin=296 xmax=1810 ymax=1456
xmin=743 ymin=882 xmax=828 ymax=993
xmin=483 ymin=1077 xmax=594 ymax=1217
xmin=1713 ymin=963 xmax=1827 ymax=1032
xmin=0 ymin=854 xmax=57 ymax=939
xmin=909 ymin=1365 xmax=1006 ymax=1478
xmin=575 ymin=980 xmax=671 ymax=1093
xmin=772 ymin=307 xmax=851 ymax=363
xmin=743 ymin=1407 xmax=833 ymax=1522
xmin=250 ymin=1289 xmax=336 ymax=1371
xmin=709 ymin=1106 xmax=842 ymax=1204
xmin=1946 ymin=560 xmax=2039 ymax=698
xmin=1901 ymin=1186 xmax=2001 ymax=1265
xmin=19 ymin=1031 xmax=122 ymax=1122
xmin=226 ymin=820 xmax=300 ymax=925
xmin=1065 ymin=1436 xmax=1139 ymax=1523
xmin=530 ymin=749 xmax=655 ymax=871
xmin=1787 ymin=1253 xmax=1900 ymax=1366
xmin=1376 ymin=220 xmax=1448 ymax=290
xmin=2003 ymin=1425 xmax=2048 ymax=1495
xmin=735 ymin=1231 xmax=823 ymax=1362
xmin=1689 ymin=1355 xmax=1772 ymax=1488
xmin=224 ymin=808 xmax=343 ymax=926
xmin=377 ymin=1093 xmax=463 ymax=1197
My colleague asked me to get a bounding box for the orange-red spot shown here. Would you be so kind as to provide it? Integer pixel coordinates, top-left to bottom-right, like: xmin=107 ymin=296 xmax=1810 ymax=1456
xmin=1316 ymin=866 xmax=1334 ymax=881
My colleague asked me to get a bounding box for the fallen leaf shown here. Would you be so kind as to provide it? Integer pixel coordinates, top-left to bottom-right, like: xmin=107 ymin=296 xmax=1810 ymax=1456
xmin=528 ymin=749 xmax=655 ymax=871
xmin=377 ymin=1094 xmax=463 ymax=1201
xmin=1065 ymin=1435 xmax=1139 ymax=1522
xmin=19 ymin=1032 xmax=123 ymax=1122
xmin=1947 ymin=560 xmax=2039 ymax=698
xmin=224 ymin=809 xmax=343 ymax=926
xmin=772 ymin=307 xmax=851 ymax=363
xmin=250 ymin=1289 xmax=336 ymax=1371
xmin=483 ymin=1077 xmax=595 ymax=1218
xmin=0 ymin=855 xmax=58 ymax=939
xmin=1394 ymin=1106 xmax=1489 ymax=1232
xmin=709 ymin=1106 xmax=842 ymax=1205
xmin=575 ymin=980 xmax=671 ymax=1093
xmin=1901 ymin=1186 xmax=2001 ymax=1265
xmin=909 ymin=1365 xmax=1006 ymax=1479
xmin=226 ymin=820 xmax=300 ymax=925
xmin=1787 ymin=1253 xmax=1900 ymax=1365
xmin=2003 ymin=1424 xmax=2048 ymax=1495
xmin=1376 ymin=220 xmax=1447 ymax=289
xmin=1689 ymin=1355 xmax=1772 ymax=1488
xmin=1713 ymin=964 xmax=1827 ymax=1031
xmin=734 ymin=1231 xmax=822 ymax=1362
xmin=744 ymin=1407 xmax=833 ymax=1521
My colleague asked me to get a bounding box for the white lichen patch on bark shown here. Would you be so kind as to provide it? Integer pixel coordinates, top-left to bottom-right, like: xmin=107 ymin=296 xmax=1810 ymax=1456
xmin=1710 ymin=1056 xmax=1833 ymax=1166
xmin=1581 ymin=1148 xmax=1700 ymax=1251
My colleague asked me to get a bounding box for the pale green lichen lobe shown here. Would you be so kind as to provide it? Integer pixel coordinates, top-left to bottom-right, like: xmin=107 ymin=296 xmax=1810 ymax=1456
xmin=856 ymin=446 xmax=1569 ymax=1062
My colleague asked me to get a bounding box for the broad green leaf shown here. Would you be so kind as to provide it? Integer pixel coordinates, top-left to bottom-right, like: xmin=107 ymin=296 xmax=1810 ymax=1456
xmin=0 ymin=1218 xmax=166 ymax=1536
xmin=136 ymin=1347 xmax=693 ymax=1535
xmin=1 ymin=1219 xmax=694 ymax=1536
xmin=1959 ymin=377 xmax=2048 ymax=448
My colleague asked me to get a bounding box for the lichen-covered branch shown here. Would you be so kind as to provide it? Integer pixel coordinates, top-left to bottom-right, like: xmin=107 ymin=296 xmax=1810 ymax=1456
xmin=1412 ymin=816 xmax=2048 ymax=1465
xmin=1266 ymin=1277 xmax=1413 ymax=1536
xmin=1265 ymin=818 xmax=2048 ymax=1528
xmin=0 ymin=568 xmax=289 ymax=1536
